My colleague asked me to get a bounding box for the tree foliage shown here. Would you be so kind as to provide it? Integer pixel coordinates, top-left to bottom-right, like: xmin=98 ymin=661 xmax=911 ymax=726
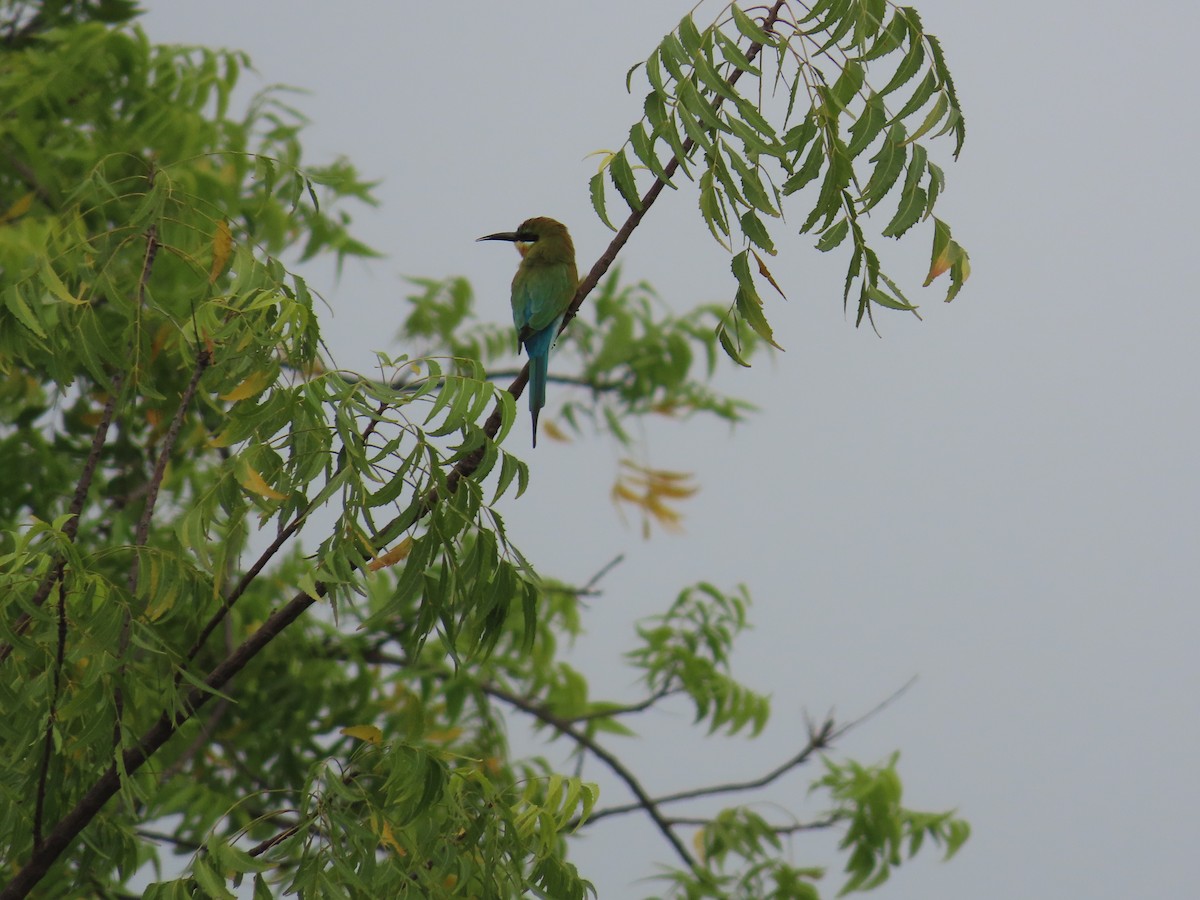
xmin=0 ymin=2 xmax=969 ymax=898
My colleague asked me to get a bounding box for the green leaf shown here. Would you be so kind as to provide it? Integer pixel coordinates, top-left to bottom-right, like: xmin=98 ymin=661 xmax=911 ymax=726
xmin=782 ymin=139 xmax=824 ymax=195
xmin=881 ymin=143 xmax=927 ymax=238
xmin=815 ymin=217 xmax=850 ymax=252
xmin=715 ymin=29 xmax=760 ymax=75
xmin=589 ymin=170 xmax=616 ymax=230
xmin=879 ymin=29 xmax=925 ymax=97
xmin=740 ymin=210 xmax=776 ymax=255
xmin=608 ymin=150 xmax=642 ymax=212
xmin=846 ymin=91 xmax=887 ymax=158
xmin=927 ymin=32 xmax=967 ymax=157
xmin=730 ymin=5 xmax=772 ymax=45
xmin=860 ymin=123 xmax=908 ymax=210
xmin=904 ymin=91 xmax=950 ymax=144
xmin=731 ymin=251 xmax=782 ymax=349
xmin=4 ymin=286 xmax=48 ymax=338
xmin=717 ymin=322 xmax=751 ymax=367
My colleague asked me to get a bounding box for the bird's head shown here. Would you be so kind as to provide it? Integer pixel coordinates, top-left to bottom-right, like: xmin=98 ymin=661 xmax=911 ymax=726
xmin=477 ymin=216 xmax=574 ymax=263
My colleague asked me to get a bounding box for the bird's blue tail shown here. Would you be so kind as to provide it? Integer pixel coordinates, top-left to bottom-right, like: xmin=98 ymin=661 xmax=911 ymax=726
xmin=524 ymin=323 xmax=559 ymax=448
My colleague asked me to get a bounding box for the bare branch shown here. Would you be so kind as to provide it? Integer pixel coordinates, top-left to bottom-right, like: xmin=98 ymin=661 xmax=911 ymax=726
xmin=579 ymin=714 xmax=835 ymax=827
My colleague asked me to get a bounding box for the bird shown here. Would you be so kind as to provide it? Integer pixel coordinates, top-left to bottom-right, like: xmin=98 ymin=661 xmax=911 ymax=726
xmin=477 ymin=217 xmax=578 ymax=447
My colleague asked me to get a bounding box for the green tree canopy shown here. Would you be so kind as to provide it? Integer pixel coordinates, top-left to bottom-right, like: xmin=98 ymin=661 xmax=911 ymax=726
xmin=1 ymin=2 xmax=969 ymax=897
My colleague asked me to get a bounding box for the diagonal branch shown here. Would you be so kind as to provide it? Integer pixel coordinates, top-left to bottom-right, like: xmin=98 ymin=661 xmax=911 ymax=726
xmin=482 ymin=682 xmax=700 ymax=875
xmin=579 ymin=715 xmax=835 ymax=827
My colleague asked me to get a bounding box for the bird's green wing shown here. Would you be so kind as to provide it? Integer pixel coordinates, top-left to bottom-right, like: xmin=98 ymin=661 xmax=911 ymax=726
xmin=512 ymin=263 xmax=576 ymax=336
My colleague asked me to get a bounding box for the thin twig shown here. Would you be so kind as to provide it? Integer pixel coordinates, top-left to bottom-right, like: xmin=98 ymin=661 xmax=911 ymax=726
xmin=577 ymin=714 xmax=834 ymax=827
xmin=247 ymin=822 xmax=303 ymax=858
xmin=664 ymin=814 xmax=837 ymax=834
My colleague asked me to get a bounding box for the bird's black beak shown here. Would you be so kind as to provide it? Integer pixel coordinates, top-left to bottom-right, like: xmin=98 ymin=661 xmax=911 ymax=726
xmin=477 ymin=231 xmax=521 ymax=243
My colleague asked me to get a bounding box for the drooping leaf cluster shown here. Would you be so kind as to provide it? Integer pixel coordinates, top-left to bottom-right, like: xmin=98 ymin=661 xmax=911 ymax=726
xmin=592 ymin=0 xmax=971 ymax=345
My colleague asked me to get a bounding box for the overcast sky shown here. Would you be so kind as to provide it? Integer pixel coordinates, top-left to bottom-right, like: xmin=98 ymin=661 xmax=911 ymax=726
xmin=142 ymin=3 xmax=1200 ymax=897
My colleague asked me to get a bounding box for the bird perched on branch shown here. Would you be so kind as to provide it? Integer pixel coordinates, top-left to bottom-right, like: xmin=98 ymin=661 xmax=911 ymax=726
xmin=477 ymin=216 xmax=578 ymax=447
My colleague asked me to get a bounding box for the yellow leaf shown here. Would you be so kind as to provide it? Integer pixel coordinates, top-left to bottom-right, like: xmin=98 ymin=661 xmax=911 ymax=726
xmin=1 ymin=192 xmax=34 ymax=224
xmin=752 ymin=249 xmax=787 ymax=299
xmin=340 ymin=724 xmax=384 ymax=745
xmin=541 ymin=419 xmax=570 ymax=442
xmin=209 ymin=220 xmax=233 ymax=283
xmin=237 ymin=463 xmax=287 ymax=500
xmin=378 ymin=820 xmax=405 ymax=856
xmin=424 ymin=727 xmax=463 ymax=744
xmin=219 ymin=369 xmax=272 ymax=402
xmin=367 ymin=537 xmax=413 ymax=571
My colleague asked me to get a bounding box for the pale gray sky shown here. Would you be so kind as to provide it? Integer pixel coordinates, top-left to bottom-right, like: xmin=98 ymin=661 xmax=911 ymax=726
xmin=143 ymin=3 xmax=1200 ymax=897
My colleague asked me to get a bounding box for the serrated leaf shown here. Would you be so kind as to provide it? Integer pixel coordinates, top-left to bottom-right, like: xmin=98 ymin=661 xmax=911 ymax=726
xmin=882 ymin=144 xmax=928 ymax=237
xmin=860 ymin=123 xmax=908 ymax=210
xmin=816 ymin=217 xmax=850 ymax=251
xmin=717 ymin=323 xmax=751 ymax=367
xmin=735 ymin=285 xmax=783 ymax=349
xmin=800 ymin=141 xmax=852 ymax=234
xmin=716 ymin=29 xmax=760 ymax=74
xmin=782 ymin=139 xmax=824 ymax=195
xmin=859 ymin=10 xmax=907 ymax=62
xmin=890 ymin=69 xmax=938 ymax=125
xmin=608 ymin=150 xmax=642 ymax=212
xmin=879 ymin=29 xmax=925 ymax=97
xmin=5 ymin=286 xmax=47 ymax=337
xmin=678 ymin=14 xmax=704 ymax=56
xmin=927 ymin=33 xmax=967 ymax=157
xmin=730 ymin=5 xmax=772 ymax=44
xmin=846 ymin=91 xmax=887 ymax=158
xmin=924 ymin=160 xmax=945 ymax=219
xmin=589 ymin=171 xmax=616 ymax=230
xmin=740 ymin=210 xmax=776 ymax=255
xmin=904 ymin=91 xmax=950 ymax=145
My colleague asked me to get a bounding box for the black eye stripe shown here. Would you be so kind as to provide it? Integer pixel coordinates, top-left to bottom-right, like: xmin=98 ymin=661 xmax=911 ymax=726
xmin=517 ymin=232 xmax=538 ymax=242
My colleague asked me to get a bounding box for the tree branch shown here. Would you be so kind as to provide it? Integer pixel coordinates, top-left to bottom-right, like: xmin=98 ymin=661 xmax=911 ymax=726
xmin=482 ymin=682 xmax=701 ymax=875
xmin=577 ymin=677 xmax=918 ymax=828
xmin=577 ymin=714 xmax=835 ymax=827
